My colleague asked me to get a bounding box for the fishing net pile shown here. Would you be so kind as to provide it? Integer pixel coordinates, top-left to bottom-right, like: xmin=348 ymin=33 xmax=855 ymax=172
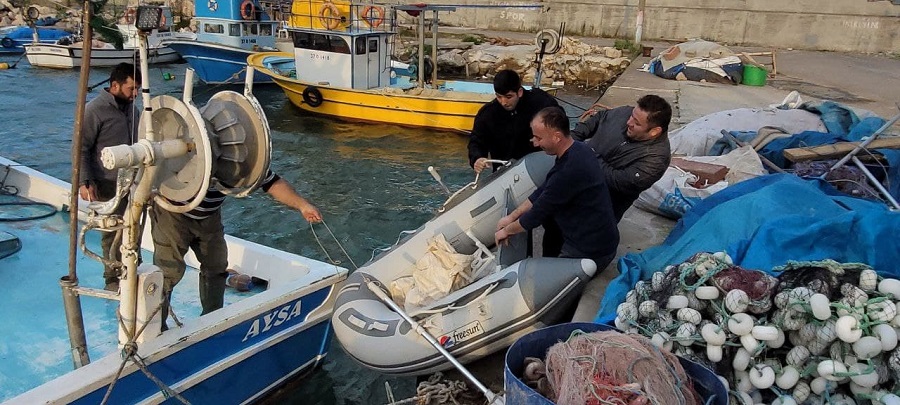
xmin=614 ymin=252 xmax=900 ymax=405
xmin=534 ymin=330 xmax=700 ymax=405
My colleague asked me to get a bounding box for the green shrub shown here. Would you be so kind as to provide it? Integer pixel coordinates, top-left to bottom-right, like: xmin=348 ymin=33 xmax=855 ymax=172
xmin=614 ymin=39 xmax=641 ymax=56
xmin=462 ymin=34 xmax=483 ymax=45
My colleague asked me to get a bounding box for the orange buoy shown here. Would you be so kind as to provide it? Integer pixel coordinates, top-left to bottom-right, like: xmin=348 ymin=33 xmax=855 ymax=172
xmin=360 ymin=5 xmax=385 ymax=29
xmin=318 ymin=2 xmax=342 ymax=30
xmin=240 ymin=0 xmax=256 ymax=20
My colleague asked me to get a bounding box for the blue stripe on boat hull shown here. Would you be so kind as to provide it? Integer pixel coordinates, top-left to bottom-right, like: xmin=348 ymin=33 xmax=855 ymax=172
xmin=165 ymin=42 xmax=273 ymax=84
xmin=66 ymin=286 xmax=333 ymax=404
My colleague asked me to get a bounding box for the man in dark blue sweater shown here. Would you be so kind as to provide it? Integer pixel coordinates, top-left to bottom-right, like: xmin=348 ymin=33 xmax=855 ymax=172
xmin=494 ymin=107 xmax=619 ymax=270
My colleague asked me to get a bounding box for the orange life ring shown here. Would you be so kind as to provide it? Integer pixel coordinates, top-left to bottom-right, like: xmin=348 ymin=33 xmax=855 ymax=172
xmin=360 ymin=6 xmax=384 ymax=29
xmin=318 ymin=2 xmax=342 ymax=30
xmin=240 ymin=0 xmax=256 ymax=20
xmin=124 ymin=9 xmax=136 ymax=24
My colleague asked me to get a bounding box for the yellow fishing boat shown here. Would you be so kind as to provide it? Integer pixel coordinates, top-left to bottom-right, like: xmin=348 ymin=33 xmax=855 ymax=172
xmin=247 ymin=1 xmax=511 ymax=133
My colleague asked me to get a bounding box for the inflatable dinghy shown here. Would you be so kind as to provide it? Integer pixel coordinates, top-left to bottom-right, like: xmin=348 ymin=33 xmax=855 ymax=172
xmin=331 ymin=152 xmax=598 ymax=375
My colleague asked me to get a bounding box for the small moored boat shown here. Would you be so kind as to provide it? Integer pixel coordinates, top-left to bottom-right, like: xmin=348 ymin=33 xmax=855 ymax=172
xmin=161 ymin=0 xmax=281 ymax=83
xmin=0 ymin=25 xmax=70 ymax=54
xmin=331 ymin=152 xmax=598 ymax=375
xmin=24 ymin=7 xmax=180 ymax=68
xmin=247 ymin=1 xmax=531 ymax=132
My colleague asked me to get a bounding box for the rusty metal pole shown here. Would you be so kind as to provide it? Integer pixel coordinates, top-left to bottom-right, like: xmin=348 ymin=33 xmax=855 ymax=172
xmin=417 ymin=12 xmax=425 ymax=87
xmin=63 ymin=0 xmax=96 ymax=369
xmin=431 ymin=10 xmax=438 ymax=85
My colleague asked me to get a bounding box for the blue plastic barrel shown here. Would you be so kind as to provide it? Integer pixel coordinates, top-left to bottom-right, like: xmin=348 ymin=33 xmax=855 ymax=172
xmin=504 ymin=322 xmax=728 ymax=405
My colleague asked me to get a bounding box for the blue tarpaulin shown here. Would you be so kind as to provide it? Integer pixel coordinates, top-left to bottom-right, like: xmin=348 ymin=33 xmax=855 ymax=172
xmin=595 ymin=174 xmax=900 ymax=323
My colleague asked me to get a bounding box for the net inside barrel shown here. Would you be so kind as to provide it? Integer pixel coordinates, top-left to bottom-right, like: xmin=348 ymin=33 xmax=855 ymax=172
xmin=543 ymin=330 xmax=701 ymax=405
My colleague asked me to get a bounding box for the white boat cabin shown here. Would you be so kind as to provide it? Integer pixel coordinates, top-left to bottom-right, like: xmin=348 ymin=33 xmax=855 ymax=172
xmin=287 ymin=1 xmax=399 ymax=90
xmin=194 ymin=0 xmax=278 ymax=49
xmin=290 ymin=31 xmax=391 ymax=89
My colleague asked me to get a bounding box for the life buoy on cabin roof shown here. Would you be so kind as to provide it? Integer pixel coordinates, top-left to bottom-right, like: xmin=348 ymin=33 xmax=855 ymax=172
xmin=302 ymin=86 xmax=324 ymax=107
xmin=318 ymin=2 xmax=342 ymax=30
xmin=240 ymin=0 xmax=256 ymax=20
xmin=207 ymin=0 xmax=218 ymax=12
xmin=360 ymin=5 xmax=385 ymax=29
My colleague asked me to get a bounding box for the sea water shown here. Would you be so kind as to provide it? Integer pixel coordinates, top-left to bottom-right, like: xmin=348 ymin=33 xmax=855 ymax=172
xmin=0 ymin=57 xmax=593 ymax=404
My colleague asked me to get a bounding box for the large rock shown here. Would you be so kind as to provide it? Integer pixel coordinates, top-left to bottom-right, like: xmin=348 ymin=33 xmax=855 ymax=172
xmin=457 ymin=37 xmax=631 ymax=86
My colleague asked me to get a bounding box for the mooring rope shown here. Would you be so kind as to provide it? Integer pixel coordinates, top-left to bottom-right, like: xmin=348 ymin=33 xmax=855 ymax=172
xmin=310 ymin=218 xmax=359 ymax=270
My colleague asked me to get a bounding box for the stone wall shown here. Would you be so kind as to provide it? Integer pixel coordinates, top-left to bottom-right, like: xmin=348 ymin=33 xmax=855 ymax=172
xmin=430 ymin=0 xmax=900 ymax=53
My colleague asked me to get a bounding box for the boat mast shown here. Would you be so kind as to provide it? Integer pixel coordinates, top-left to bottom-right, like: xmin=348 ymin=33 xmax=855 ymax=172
xmin=62 ymin=0 xmax=96 ymax=370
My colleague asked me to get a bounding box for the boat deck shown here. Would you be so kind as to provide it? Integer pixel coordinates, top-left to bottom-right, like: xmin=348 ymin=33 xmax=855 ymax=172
xmin=0 ymin=193 xmax=263 ymax=401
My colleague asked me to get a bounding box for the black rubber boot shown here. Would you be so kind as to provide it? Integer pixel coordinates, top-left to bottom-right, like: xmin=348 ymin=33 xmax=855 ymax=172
xmin=200 ymin=271 xmax=228 ymax=315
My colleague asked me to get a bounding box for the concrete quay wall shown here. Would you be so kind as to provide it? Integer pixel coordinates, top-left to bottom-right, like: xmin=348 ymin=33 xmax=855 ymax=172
xmin=432 ymin=0 xmax=900 ymax=53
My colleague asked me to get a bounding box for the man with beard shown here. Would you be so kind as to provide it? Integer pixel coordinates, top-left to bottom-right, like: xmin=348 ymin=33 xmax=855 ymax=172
xmin=572 ymin=95 xmax=672 ymax=222
xmin=78 ymin=62 xmax=141 ymax=291
xmin=468 ymin=69 xmax=559 ymax=173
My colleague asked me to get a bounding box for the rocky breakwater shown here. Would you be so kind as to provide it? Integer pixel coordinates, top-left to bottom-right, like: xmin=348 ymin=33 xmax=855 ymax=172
xmin=2 ymin=2 xmax=52 ymax=26
xmin=424 ymin=37 xmax=633 ymax=88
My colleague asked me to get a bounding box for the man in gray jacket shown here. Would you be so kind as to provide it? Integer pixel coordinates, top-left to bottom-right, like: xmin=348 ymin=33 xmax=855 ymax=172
xmin=572 ymin=94 xmax=672 ymax=222
xmin=78 ymin=63 xmax=141 ymax=291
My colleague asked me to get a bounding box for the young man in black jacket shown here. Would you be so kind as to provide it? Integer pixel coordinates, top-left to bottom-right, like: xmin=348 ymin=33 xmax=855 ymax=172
xmin=468 ymin=69 xmax=559 ymax=173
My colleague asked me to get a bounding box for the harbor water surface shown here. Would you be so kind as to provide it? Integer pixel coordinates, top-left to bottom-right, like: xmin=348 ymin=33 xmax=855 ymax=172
xmin=0 ymin=58 xmax=590 ymax=403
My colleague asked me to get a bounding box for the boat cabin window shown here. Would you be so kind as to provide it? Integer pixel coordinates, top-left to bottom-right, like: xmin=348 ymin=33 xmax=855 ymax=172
xmin=243 ymin=23 xmax=258 ymax=36
xmin=355 ymin=37 xmax=366 ymax=55
xmin=260 ymin=24 xmax=273 ymax=36
xmin=229 ymin=24 xmax=240 ymax=36
xmin=293 ymin=32 xmax=350 ymax=54
xmin=368 ymin=38 xmax=377 ymax=53
xmin=204 ymin=23 xmax=225 ymax=34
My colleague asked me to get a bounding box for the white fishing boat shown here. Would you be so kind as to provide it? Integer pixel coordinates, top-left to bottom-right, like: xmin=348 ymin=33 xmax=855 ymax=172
xmin=1 ymin=9 xmax=347 ymax=402
xmin=160 ymin=0 xmax=281 ymax=83
xmin=24 ymin=7 xmax=180 ymax=68
xmin=249 ymin=1 xmax=560 ymax=132
xmin=331 ymin=152 xmax=598 ymax=375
